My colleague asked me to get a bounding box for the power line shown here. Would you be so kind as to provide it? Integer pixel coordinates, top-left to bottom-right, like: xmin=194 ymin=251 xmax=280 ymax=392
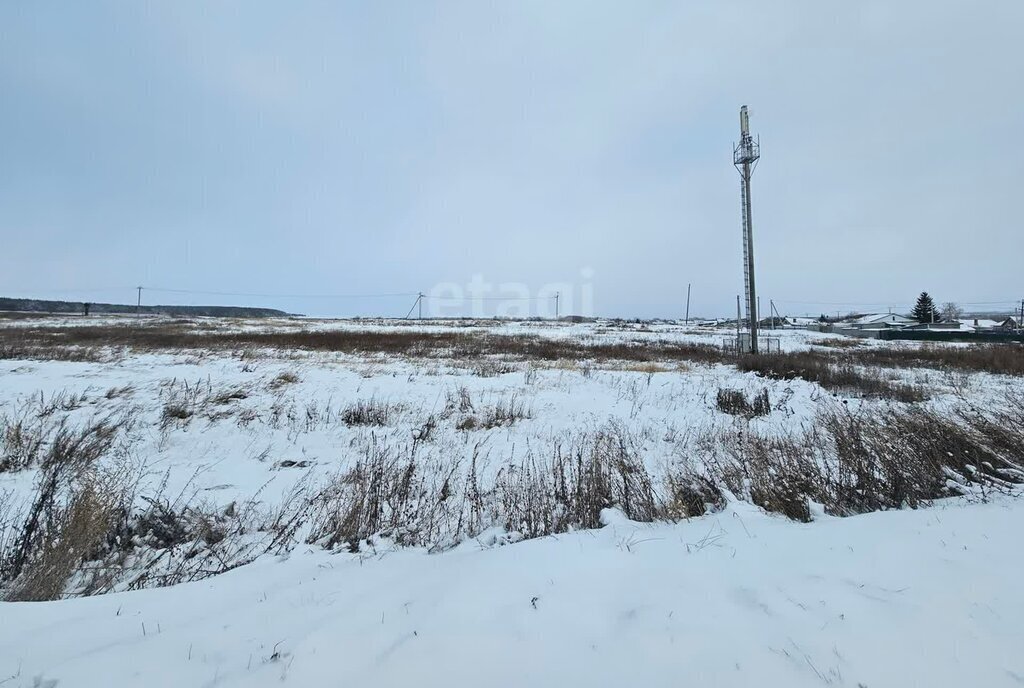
xmin=0 ymin=287 xmax=136 ymax=295
xmin=142 ymin=287 xmax=419 ymax=299
xmin=773 ymin=298 xmax=1023 ymax=308
xmin=421 ymin=295 xmax=558 ymax=302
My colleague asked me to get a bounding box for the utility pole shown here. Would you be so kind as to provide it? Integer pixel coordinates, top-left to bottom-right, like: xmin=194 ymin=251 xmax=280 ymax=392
xmin=769 ymin=299 xmax=775 ymax=330
xmin=136 ymin=286 xmax=142 ymax=318
xmin=555 ymin=292 xmax=560 ymax=320
xmin=685 ymin=283 xmax=691 ymax=324
xmin=404 ymin=293 xmax=423 ymax=320
xmin=733 ymin=105 xmax=761 ymax=354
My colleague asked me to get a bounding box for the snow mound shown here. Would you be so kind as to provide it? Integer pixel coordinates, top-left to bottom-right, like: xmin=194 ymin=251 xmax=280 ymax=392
xmin=2 ymin=497 xmax=1023 ymax=687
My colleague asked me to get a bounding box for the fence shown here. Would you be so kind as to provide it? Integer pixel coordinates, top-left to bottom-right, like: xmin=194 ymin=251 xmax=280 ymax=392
xmin=722 ymin=335 xmax=781 ymax=354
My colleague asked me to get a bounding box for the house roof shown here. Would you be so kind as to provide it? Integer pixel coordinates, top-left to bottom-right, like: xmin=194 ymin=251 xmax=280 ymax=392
xmin=957 ymin=318 xmax=1001 ymax=330
xmin=847 ymin=313 xmax=913 ymax=326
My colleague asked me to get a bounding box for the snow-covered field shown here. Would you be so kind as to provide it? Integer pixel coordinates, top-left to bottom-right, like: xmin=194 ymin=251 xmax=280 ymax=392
xmin=0 ymin=316 xmax=1021 ymax=686
xmin=5 ymin=497 xmax=1023 ymax=688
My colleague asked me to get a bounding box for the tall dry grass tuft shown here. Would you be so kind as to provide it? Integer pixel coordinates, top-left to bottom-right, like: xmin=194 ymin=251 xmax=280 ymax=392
xmin=5 ymin=469 xmax=133 ymax=601
xmin=306 ymin=423 xmax=661 ymax=551
xmin=715 ymin=388 xmax=771 ymax=418
xmin=738 ymin=351 xmax=927 ymax=402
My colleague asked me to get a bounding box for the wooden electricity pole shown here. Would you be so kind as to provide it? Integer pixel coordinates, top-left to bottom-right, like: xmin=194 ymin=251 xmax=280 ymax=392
xmin=685 ymin=283 xmax=691 ymax=324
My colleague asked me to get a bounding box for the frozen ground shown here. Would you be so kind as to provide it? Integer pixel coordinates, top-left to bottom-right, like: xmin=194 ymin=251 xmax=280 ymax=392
xmin=0 ymin=316 xmax=1021 ymax=686
xmin=0 ymin=317 xmax=1012 ymax=502
xmin=2 ymin=497 xmax=1022 ymax=687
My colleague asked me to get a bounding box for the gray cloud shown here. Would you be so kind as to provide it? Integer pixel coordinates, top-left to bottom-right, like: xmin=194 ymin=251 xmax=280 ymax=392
xmin=1 ymin=1 xmax=1021 ymax=318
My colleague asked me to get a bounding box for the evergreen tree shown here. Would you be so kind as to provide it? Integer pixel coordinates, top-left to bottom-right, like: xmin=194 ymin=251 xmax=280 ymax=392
xmin=911 ymin=292 xmax=937 ymax=323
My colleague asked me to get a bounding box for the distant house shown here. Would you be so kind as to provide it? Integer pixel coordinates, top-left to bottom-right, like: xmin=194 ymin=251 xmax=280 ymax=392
xmin=903 ymin=321 xmax=962 ymax=331
xmin=957 ymin=318 xmax=1001 ymax=331
xmin=845 ymin=313 xmax=914 ymax=330
xmin=957 ymin=317 xmax=1019 ymax=332
xmin=758 ymin=316 xmax=790 ymax=328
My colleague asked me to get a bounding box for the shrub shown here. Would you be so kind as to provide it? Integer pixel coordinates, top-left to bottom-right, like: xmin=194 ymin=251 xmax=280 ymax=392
xmin=2 ymin=410 xmax=123 ymax=474
xmin=715 ymin=388 xmax=771 ymax=418
xmin=307 ymin=423 xmax=660 ymax=551
xmin=509 ymin=424 xmax=658 ymax=534
xmin=813 ymin=337 xmax=864 ymax=349
xmin=1 ymin=417 xmax=133 ymax=599
xmin=340 ymin=399 xmax=394 ymax=427
xmin=852 ymin=343 xmax=1024 ymax=377
xmin=663 ymin=473 xmax=725 ymax=519
xmin=269 ymin=371 xmax=300 ymax=389
xmin=5 ymin=475 xmax=127 ymax=601
xmin=738 ymin=352 xmax=927 ymax=402
xmin=479 ymin=394 xmax=530 ymax=429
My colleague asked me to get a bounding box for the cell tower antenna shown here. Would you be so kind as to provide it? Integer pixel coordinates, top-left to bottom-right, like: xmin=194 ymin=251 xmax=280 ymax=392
xmin=733 ymin=105 xmax=761 ymax=353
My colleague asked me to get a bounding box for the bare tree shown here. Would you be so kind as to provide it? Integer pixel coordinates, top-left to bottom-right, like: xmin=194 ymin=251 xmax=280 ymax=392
xmin=940 ymin=301 xmax=963 ymax=322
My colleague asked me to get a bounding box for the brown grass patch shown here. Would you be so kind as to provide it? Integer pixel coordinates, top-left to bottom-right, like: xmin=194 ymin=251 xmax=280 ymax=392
xmin=0 ymin=323 xmax=726 ymax=366
xmin=738 ymin=352 xmax=928 ymax=402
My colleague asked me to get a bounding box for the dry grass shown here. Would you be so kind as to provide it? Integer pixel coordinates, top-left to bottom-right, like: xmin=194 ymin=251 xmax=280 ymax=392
xmin=1 ymin=412 xmax=137 ymax=600
xmin=5 ymin=473 xmax=129 ymax=601
xmin=850 ymin=343 xmax=1024 ymax=377
xmin=2 ymin=410 xmax=123 ymax=474
xmin=304 ymin=393 xmax=1024 ymax=548
xmin=477 ymin=394 xmax=531 ymax=429
xmin=306 ymin=422 xmax=659 ymax=551
xmin=0 ymin=322 xmax=727 ymax=365
xmin=156 ymin=378 xmax=254 ymax=430
xmin=813 ymin=337 xmax=865 ymax=349
xmin=269 ymin=371 xmax=300 ymax=389
xmin=0 ymin=343 xmax=106 ymax=362
xmin=699 ymin=391 xmax=1024 ymax=521
xmin=737 ymin=352 xmax=928 ymax=402
xmin=6 ymin=321 xmax=1022 ymax=384
xmin=341 ymin=399 xmax=395 ymax=427
xmin=715 ymin=388 xmax=771 ymax=418
xmin=615 ymin=361 xmax=688 ymax=374
xmin=2 ymin=322 xmax=1023 ymax=599
xmin=2 ymin=387 xmax=1022 ymax=598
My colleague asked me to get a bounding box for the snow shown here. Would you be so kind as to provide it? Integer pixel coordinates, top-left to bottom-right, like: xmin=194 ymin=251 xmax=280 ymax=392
xmin=957 ymin=318 xmax=1003 ymax=331
xmin=1 ymin=316 xmax=1022 ymax=686
xmin=845 ymin=313 xmax=912 ymax=327
xmin=2 ymin=496 xmax=1022 ymax=687
xmin=0 ymin=317 xmax=1015 ymax=521
xmin=0 ymin=324 xmax=865 ymax=509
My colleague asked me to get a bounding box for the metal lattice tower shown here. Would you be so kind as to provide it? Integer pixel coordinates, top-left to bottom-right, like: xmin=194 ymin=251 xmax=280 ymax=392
xmin=733 ymin=105 xmax=760 ymax=353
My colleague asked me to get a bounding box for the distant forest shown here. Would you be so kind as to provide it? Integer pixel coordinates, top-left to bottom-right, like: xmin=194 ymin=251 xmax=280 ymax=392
xmin=0 ymin=297 xmax=290 ymax=318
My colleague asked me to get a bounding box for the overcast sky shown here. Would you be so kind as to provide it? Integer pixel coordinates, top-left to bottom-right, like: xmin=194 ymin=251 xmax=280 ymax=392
xmin=1 ymin=1 xmax=1021 ymax=318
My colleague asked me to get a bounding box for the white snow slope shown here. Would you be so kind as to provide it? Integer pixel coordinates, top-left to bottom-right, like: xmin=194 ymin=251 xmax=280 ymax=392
xmin=2 ymin=497 xmax=1022 ymax=688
